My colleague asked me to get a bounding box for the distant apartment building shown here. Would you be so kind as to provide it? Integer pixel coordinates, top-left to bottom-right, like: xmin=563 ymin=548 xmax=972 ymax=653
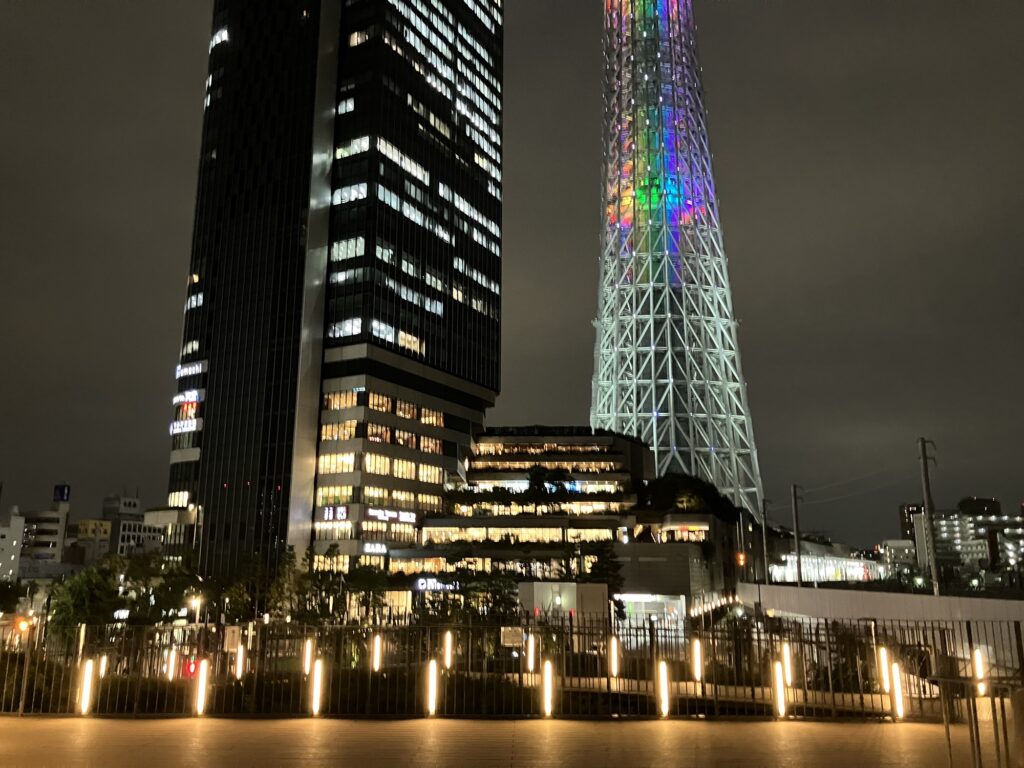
xmin=0 ymin=513 xmax=25 ymax=581
xmin=915 ymin=498 xmax=1023 ymax=573
xmin=879 ymin=539 xmax=916 ymax=574
xmin=899 ymin=502 xmax=923 ymax=540
xmin=21 ymin=504 xmax=69 ymax=563
xmin=68 ymin=518 xmax=113 ymax=564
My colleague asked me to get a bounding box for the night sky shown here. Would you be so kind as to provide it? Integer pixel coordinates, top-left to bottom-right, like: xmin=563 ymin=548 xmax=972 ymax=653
xmin=1 ymin=1 xmax=1021 ymax=547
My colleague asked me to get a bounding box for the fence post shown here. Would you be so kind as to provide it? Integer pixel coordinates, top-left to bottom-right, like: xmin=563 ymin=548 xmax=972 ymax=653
xmin=17 ymin=625 xmax=33 ymax=716
xmin=823 ymin=621 xmax=836 ymax=719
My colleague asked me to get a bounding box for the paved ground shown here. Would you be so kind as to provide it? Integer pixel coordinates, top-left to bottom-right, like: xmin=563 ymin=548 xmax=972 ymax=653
xmin=0 ymin=718 xmax=999 ymax=767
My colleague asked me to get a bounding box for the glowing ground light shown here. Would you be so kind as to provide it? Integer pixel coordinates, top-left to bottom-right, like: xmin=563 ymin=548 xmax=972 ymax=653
xmin=773 ymin=661 xmax=786 ymax=717
xmin=879 ymin=647 xmax=890 ymax=693
xmin=658 ymin=660 xmax=670 ymax=717
xmin=444 ymin=630 xmax=453 ymax=670
xmin=236 ymin=643 xmax=245 ymax=680
xmin=973 ymin=648 xmax=987 ymax=696
xmin=782 ymin=642 xmax=793 ymax=687
xmin=542 ymin=660 xmax=553 ymax=717
xmin=99 ymin=654 xmax=108 ymax=679
xmin=311 ymin=659 xmax=323 ymax=716
xmin=427 ymin=659 xmax=438 ymax=716
xmin=79 ymin=658 xmax=95 ymax=716
xmin=692 ymin=638 xmax=702 ymax=682
xmin=609 ymin=636 xmax=619 ymax=678
xmin=891 ymin=662 xmax=904 ymax=719
xmin=304 ymin=638 xmax=313 ymax=676
xmin=527 ymin=633 xmax=536 ymax=674
xmin=372 ymin=634 xmax=382 ymax=672
xmin=167 ymin=647 xmax=178 ymax=682
xmin=195 ymin=659 xmax=210 ymax=716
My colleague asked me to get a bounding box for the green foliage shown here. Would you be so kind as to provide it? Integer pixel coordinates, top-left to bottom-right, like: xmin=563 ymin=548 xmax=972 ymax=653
xmin=268 ymin=545 xmax=301 ymax=619
xmin=579 ymin=540 xmax=624 ymax=594
xmin=48 ymin=562 xmax=124 ymax=636
xmin=344 ymin=564 xmax=388 ymax=618
xmin=642 ymin=472 xmax=741 ymax=521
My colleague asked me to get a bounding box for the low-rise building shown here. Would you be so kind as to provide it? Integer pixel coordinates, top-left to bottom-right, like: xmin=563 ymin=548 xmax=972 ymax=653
xmin=879 ymin=538 xmax=916 ymax=568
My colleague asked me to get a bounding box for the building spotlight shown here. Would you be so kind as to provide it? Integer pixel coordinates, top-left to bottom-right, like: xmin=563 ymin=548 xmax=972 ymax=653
xmin=195 ymin=659 xmax=210 ymax=716
xmin=542 ymin=659 xmax=553 ymax=717
xmin=79 ymin=658 xmax=95 ymax=716
xmin=658 ymin=660 xmax=670 ymax=717
xmin=311 ymin=659 xmax=323 ymax=716
xmin=372 ymin=634 xmax=382 ymax=672
xmin=773 ymin=661 xmax=786 ymax=717
xmin=891 ymin=662 xmax=904 ymax=719
xmin=427 ymin=659 xmax=438 ymax=716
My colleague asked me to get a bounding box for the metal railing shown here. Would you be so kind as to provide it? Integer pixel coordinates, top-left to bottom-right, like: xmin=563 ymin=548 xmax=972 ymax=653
xmin=1 ymin=613 xmax=1020 ymax=727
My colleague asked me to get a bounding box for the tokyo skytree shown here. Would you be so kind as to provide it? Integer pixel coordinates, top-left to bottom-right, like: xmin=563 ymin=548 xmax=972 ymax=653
xmin=591 ymin=0 xmax=763 ymax=516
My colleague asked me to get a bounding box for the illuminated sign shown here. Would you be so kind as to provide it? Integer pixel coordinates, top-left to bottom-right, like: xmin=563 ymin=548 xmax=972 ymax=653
xmin=322 ymin=506 xmax=348 ymax=521
xmin=362 ymin=542 xmax=387 ymax=555
xmin=169 ymin=418 xmax=203 ymax=435
xmin=415 ymin=577 xmax=458 ymax=592
xmin=175 ymin=360 xmax=207 ymax=379
xmin=172 ymin=389 xmax=204 ymax=405
xmin=367 ymin=508 xmax=417 ymax=524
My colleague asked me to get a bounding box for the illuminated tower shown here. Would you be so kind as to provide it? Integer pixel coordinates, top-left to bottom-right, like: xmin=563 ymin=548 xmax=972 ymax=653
xmin=591 ymin=0 xmax=763 ymax=515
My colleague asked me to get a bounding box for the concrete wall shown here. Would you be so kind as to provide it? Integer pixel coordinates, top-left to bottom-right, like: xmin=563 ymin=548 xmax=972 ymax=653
xmin=739 ymin=582 xmax=1024 ymax=622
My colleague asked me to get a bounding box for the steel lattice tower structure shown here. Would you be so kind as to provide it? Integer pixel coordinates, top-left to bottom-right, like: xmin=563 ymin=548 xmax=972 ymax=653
xmin=591 ymin=0 xmax=763 ymax=516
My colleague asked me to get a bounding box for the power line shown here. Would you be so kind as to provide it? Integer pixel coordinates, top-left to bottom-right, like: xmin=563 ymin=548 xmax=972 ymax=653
xmin=799 ymin=472 xmax=917 ymax=506
xmin=801 ymin=466 xmax=903 ymax=495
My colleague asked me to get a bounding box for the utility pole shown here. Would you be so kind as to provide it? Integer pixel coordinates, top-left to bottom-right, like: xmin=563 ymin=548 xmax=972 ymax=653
xmin=761 ymin=498 xmax=771 ymax=584
xmin=918 ymin=437 xmax=941 ymax=596
xmin=791 ymin=484 xmax=803 ymax=587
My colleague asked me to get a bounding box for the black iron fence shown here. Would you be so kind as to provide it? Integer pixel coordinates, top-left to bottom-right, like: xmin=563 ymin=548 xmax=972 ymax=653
xmin=1 ymin=612 xmax=1021 ymax=729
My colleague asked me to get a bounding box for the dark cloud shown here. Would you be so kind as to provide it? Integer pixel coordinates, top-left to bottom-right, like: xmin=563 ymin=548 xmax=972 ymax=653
xmin=1 ymin=1 xmax=1021 ymax=546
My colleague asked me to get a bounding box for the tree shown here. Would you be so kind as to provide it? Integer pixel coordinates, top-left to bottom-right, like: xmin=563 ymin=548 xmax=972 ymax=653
xmin=268 ymin=545 xmax=301 ymax=619
xmin=580 ymin=540 xmax=624 ymax=595
xmin=48 ymin=563 xmax=124 ymax=636
xmin=344 ymin=564 xmax=388 ymax=620
xmin=219 ymin=580 xmax=252 ymax=623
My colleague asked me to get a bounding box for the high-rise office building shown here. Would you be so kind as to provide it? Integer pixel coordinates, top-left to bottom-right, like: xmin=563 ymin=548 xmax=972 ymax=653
xmin=591 ymin=0 xmax=762 ymax=516
xmin=167 ymin=0 xmax=503 ymax=578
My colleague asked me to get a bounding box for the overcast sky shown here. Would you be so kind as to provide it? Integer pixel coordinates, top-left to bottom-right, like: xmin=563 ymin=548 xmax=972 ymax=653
xmin=1 ymin=1 xmax=1021 ymax=546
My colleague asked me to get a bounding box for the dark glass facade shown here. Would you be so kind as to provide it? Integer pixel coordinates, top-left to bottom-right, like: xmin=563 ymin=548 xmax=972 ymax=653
xmin=167 ymin=0 xmax=503 ymax=579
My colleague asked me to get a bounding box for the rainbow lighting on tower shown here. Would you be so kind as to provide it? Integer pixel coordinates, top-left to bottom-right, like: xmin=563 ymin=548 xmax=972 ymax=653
xmin=592 ymin=0 xmax=763 ymax=518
